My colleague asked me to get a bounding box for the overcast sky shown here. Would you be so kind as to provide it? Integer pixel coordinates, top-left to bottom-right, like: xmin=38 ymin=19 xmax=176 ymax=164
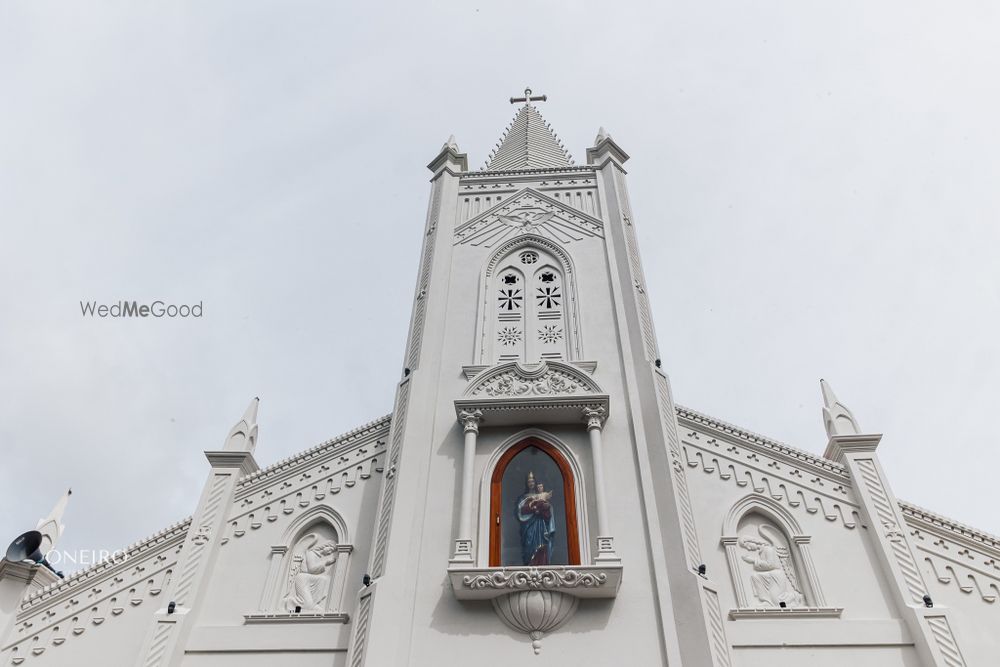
xmin=1 ymin=1 xmax=998 ymax=572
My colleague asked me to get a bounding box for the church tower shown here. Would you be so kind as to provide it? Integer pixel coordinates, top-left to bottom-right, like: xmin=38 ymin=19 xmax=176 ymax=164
xmin=2 ymin=89 xmax=989 ymax=667
xmin=350 ymin=90 xmax=724 ymax=665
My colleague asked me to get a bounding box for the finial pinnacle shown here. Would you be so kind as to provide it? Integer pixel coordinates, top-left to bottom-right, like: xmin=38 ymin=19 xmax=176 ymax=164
xmin=225 ymin=397 xmax=260 ymax=453
xmin=820 ymin=379 xmax=862 ymax=438
xmin=36 ymin=488 xmax=73 ymax=553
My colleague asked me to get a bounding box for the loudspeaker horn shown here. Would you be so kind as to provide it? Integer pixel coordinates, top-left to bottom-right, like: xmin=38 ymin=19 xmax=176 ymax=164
xmin=4 ymin=530 xmax=63 ymax=578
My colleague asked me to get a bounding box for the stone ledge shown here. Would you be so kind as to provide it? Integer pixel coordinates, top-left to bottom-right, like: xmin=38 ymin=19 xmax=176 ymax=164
xmin=243 ymin=612 xmax=349 ymax=624
xmin=728 ymin=607 xmax=844 ymax=620
xmin=449 ymin=565 xmax=622 ymax=601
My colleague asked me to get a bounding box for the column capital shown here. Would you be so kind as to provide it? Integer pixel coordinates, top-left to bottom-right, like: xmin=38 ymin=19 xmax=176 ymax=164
xmin=582 ymin=406 xmax=607 ymax=431
xmin=459 ymin=409 xmax=483 ymax=434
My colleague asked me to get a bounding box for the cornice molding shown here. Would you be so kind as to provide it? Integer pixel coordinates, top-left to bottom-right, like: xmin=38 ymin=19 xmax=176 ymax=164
xmin=243 ymin=612 xmax=350 ymax=624
xmin=823 ymin=433 xmax=883 ymax=464
xmin=676 ymin=405 xmax=849 ymax=478
xmin=427 ymin=146 xmax=468 ymax=175
xmin=586 ymin=136 xmax=630 ymax=166
xmin=728 ymin=607 xmax=843 ymax=620
xmin=204 ymin=450 xmax=259 ymax=476
xmin=0 ymin=560 xmax=59 ymax=589
xmin=449 ymin=565 xmax=622 ymax=600
xmin=468 ymin=165 xmax=597 ymax=179
xmin=19 ymin=518 xmax=191 ymax=611
xmin=237 ymin=415 xmax=391 ymax=490
xmin=901 ymin=501 xmax=1000 ymax=559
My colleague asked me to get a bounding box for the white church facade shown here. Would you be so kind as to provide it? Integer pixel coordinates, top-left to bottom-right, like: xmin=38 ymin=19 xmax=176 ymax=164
xmin=1 ymin=91 xmax=997 ymax=666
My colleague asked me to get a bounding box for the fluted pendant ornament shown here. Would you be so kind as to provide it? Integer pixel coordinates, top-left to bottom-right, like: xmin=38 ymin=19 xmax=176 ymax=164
xmin=491 ymin=590 xmax=579 ymax=654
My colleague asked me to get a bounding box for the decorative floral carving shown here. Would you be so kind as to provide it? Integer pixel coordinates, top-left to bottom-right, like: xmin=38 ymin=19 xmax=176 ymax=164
xmin=538 ymin=325 xmax=563 ymax=344
xmin=883 ymin=520 xmax=904 ymax=543
xmin=477 ymin=368 xmax=583 ymax=397
xmin=462 ymin=568 xmax=608 ymax=591
xmin=190 ymin=526 xmax=211 ymax=546
xmin=496 ymin=327 xmax=522 ymax=346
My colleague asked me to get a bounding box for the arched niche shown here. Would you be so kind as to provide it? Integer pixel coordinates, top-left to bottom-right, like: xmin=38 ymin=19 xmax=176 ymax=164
xmin=485 ymin=436 xmax=583 ymax=568
xmin=721 ymin=494 xmax=827 ymax=609
xmin=256 ymin=505 xmax=353 ymax=616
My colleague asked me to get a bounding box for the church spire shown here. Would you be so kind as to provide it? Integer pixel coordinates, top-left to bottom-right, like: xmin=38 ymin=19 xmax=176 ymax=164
xmin=485 ymin=88 xmax=573 ymax=171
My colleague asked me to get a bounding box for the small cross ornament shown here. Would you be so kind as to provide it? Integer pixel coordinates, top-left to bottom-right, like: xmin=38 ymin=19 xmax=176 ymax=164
xmin=510 ymin=86 xmax=547 ymax=105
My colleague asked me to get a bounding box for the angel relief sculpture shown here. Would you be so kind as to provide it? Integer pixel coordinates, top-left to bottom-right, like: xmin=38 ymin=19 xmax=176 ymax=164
xmin=738 ymin=523 xmax=805 ymax=608
xmin=282 ymin=533 xmax=339 ymax=613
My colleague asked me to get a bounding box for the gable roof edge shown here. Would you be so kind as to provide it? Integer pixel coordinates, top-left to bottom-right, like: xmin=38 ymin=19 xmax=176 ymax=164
xmin=675 ymin=405 xmax=848 ymax=478
xmin=237 ymin=414 xmax=392 ymax=490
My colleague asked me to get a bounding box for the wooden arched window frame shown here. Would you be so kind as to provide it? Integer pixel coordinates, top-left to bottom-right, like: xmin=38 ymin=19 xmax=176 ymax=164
xmin=489 ymin=437 xmax=581 ymax=567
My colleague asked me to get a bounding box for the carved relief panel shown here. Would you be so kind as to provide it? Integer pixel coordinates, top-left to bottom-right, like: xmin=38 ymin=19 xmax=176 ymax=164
xmin=722 ymin=495 xmax=833 ymax=613
xmin=255 ymin=509 xmax=353 ymax=618
xmin=734 ymin=512 xmax=805 ymax=608
xmin=281 ymin=524 xmax=339 ymax=613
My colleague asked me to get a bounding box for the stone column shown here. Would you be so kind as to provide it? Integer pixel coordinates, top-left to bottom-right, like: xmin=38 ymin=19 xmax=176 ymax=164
xmin=258 ymin=545 xmax=288 ymax=612
xmin=583 ymin=407 xmax=619 ymax=563
xmin=333 ymin=544 xmax=354 ymax=614
xmin=451 ymin=409 xmax=482 ymax=564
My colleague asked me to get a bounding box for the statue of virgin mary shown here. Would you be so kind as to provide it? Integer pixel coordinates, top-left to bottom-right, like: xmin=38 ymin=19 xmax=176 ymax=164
xmin=515 ymin=471 xmax=556 ymax=565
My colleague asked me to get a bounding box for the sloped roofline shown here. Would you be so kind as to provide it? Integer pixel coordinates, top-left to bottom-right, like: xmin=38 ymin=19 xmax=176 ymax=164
xmin=900 ymin=500 xmax=1000 ymax=557
xmin=237 ymin=413 xmax=392 ymax=489
xmin=675 ymin=404 xmax=848 ymax=477
xmin=19 ymin=414 xmax=392 ymax=609
xmin=21 ymin=516 xmax=192 ymax=609
xmin=676 ymin=404 xmax=1000 ymax=555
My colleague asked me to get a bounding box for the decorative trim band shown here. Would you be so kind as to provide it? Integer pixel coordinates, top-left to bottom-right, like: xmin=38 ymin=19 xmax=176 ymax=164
xmin=450 ymin=565 xmax=622 ymax=600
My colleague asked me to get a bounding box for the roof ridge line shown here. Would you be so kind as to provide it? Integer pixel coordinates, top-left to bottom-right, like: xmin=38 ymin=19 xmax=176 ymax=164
xmin=237 ymin=413 xmax=392 ymax=487
xmin=899 ymin=500 xmax=1000 ymax=551
xmin=21 ymin=516 xmax=193 ymax=607
xmin=675 ymin=404 xmax=848 ymax=475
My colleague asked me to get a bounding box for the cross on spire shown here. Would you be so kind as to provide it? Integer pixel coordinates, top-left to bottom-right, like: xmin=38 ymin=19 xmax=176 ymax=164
xmin=510 ymin=87 xmax=547 ymax=106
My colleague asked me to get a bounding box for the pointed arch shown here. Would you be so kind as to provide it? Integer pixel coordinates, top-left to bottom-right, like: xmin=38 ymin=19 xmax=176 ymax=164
xmin=281 ymin=504 xmax=350 ymax=545
xmin=476 ymin=234 xmax=583 ymax=364
xmin=723 ymin=493 xmax=803 ymax=538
